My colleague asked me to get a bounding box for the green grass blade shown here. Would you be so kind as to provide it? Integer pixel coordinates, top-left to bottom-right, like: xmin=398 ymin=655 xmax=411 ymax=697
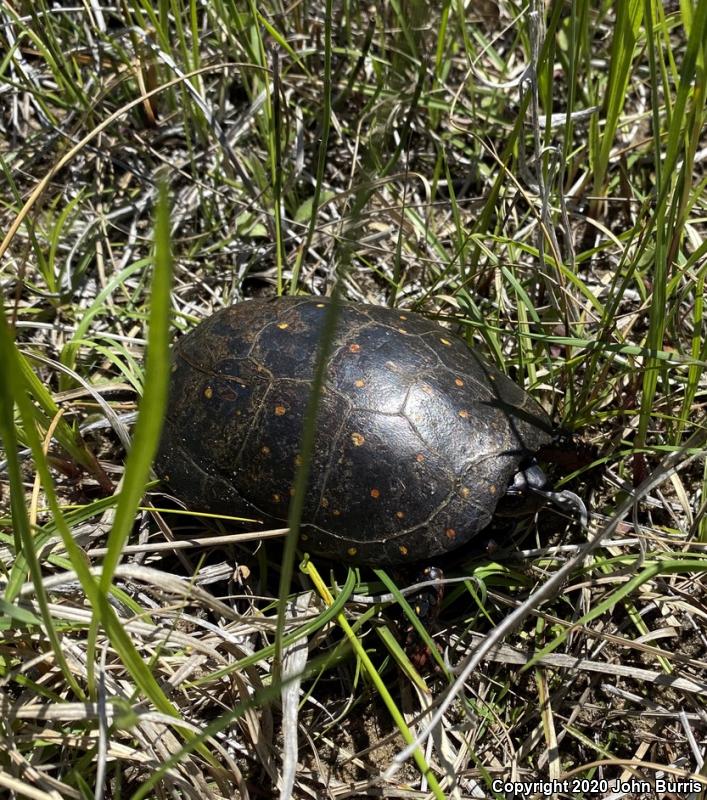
xmin=98 ymin=182 xmax=171 ymax=588
xmin=593 ymin=0 xmax=644 ymax=197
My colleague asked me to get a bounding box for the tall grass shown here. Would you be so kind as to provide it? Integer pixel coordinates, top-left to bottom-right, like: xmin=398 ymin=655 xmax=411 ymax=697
xmin=0 ymin=0 xmax=706 ymax=797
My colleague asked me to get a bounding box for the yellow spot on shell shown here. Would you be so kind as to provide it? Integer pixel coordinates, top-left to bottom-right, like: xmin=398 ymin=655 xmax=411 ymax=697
xmin=316 ymin=303 xmax=326 ymax=307
xmin=399 ymin=314 xmax=407 ymax=321
xmin=396 ymin=511 xmax=405 ymax=519
xmin=294 ymin=454 xmax=303 ymax=466
xmin=398 ymin=327 xmax=407 ymax=334
xmin=455 ymin=377 xmax=464 ymax=387
xmin=347 ymin=546 xmax=357 ymax=557
xmin=415 ymin=453 xmax=425 ymax=463
xmin=458 ymin=409 xmax=470 ymax=419
xmin=440 ymin=337 xmax=452 ymax=346
xmin=275 ymin=404 xmax=287 ymax=416
xmin=261 ymin=445 xmax=271 ymax=455
xmin=333 ymin=509 xmax=341 ymax=516
xmin=203 ymin=386 xmax=213 ymax=399
xmin=277 ymin=322 xmax=289 ymax=330
xmin=370 ymin=488 xmax=380 ymax=499
xmin=320 ymin=497 xmax=329 ymax=508
xmin=490 ymin=485 xmax=497 ymax=494
xmin=272 ymin=493 xmax=281 ymax=503
xmin=349 ymin=343 xmax=361 ymax=353
xmin=399 ymin=545 xmax=408 ymax=556
xmin=351 ymin=432 xmax=365 ymax=447
xmin=446 ymin=528 xmax=457 ymax=540
xmin=354 ymin=379 xmax=366 ymax=388
xmin=460 ymin=487 xmax=471 ymax=498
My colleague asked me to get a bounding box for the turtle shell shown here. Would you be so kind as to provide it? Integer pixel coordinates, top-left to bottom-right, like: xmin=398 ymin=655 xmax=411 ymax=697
xmin=155 ymin=296 xmax=553 ymax=565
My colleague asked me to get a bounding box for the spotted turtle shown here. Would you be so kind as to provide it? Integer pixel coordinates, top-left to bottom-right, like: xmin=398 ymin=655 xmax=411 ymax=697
xmin=155 ymin=296 xmax=557 ymax=565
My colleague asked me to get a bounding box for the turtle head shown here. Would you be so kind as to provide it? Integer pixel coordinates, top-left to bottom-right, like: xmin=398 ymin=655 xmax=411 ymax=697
xmin=501 ymin=460 xmax=588 ymax=529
